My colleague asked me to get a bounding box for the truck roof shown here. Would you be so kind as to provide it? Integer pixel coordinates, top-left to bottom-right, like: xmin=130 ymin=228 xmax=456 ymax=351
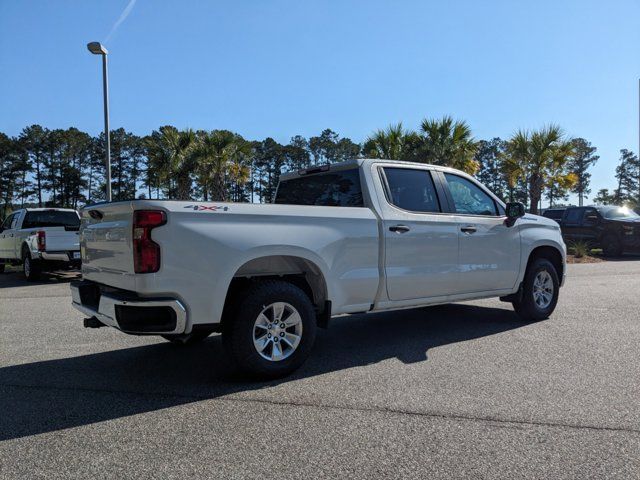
xmin=278 ymin=158 xmax=466 ymax=181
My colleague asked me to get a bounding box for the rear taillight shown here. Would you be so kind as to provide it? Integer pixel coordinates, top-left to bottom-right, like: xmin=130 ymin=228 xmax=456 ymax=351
xmin=133 ymin=210 xmax=166 ymax=273
xmin=36 ymin=231 xmax=46 ymax=251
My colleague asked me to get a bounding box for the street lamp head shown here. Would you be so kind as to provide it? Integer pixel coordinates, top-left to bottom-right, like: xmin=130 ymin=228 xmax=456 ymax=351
xmin=87 ymin=42 xmax=108 ymax=55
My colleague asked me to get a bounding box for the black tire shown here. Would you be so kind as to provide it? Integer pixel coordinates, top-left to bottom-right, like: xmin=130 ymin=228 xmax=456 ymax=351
xmin=161 ymin=331 xmax=211 ymax=345
xmin=0 ymin=263 xmax=5 ymax=273
xmin=222 ymin=280 xmax=317 ymax=379
xmin=602 ymin=234 xmax=622 ymax=257
xmin=512 ymin=257 xmax=559 ymax=322
xmin=22 ymin=252 xmax=41 ymax=281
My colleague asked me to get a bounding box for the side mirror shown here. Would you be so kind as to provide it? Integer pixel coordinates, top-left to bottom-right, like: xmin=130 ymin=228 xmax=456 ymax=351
xmin=505 ymin=202 xmax=525 ymax=226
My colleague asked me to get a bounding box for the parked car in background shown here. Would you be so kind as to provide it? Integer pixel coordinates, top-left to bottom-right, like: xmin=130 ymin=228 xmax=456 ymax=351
xmin=542 ymin=208 xmax=567 ymax=224
xmin=558 ymin=205 xmax=640 ymax=256
xmin=71 ymin=159 xmax=566 ymax=378
xmin=0 ymin=208 xmax=81 ymax=280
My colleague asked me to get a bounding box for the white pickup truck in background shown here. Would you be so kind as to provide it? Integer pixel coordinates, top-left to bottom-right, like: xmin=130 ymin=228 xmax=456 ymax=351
xmin=0 ymin=208 xmax=81 ymax=280
xmin=71 ymin=159 xmax=566 ymax=378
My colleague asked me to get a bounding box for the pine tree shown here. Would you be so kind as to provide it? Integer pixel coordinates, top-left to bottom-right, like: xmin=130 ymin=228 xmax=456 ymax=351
xmin=614 ymin=149 xmax=640 ymax=205
xmin=568 ymin=138 xmax=599 ymax=206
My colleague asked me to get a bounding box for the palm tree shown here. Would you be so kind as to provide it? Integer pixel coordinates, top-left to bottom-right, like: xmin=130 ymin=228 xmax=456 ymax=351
xmin=546 ymin=141 xmax=578 ymax=207
xmin=504 ymin=125 xmax=575 ymax=213
xmin=193 ymin=130 xmax=252 ymax=201
xmin=503 ymin=130 xmax=529 ymax=202
xmin=419 ymin=116 xmax=478 ymax=174
xmin=363 ymin=123 xmax=420 ymax=160
xmin=145 ymin=126 xmax=197 ymax=200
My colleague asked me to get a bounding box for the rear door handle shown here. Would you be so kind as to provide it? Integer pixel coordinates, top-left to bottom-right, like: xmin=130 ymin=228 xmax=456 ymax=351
xmin=461 ymin=225 xmax=477 ymax=234
xmin=389 ymin=225 xmax=411 ymax=234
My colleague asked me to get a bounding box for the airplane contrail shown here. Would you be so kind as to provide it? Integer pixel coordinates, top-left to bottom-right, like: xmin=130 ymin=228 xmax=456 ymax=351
xmin=104 ymin=0 xmax=137 ymax=43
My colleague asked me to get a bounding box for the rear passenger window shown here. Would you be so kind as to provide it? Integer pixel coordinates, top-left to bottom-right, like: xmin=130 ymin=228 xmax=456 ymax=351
xmin=274 ymin=169 xmax=363 ymax=207
xmin=382 ymin=167 xmax=441 ymax=213
xmin=444 ymin=173 xmax=498 ymax=216
xmin=564 ymin=209 xmax=582 ymax=224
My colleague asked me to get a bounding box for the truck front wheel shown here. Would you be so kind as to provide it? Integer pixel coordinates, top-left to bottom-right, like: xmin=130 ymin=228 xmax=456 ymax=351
xmin=602 ymin=234 xmax=622 ymax=257
xmin=222 ymin=280 xmax=317 ymax=379
xmin=512 ymin=257 xmax=559 ymax=322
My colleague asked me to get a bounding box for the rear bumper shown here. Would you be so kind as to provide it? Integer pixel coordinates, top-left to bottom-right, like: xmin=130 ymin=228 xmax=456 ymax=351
xmin=70 ymin=280 xmax=187 ymax=335
xmin=40 ymin=250 xmax=80 ymax=262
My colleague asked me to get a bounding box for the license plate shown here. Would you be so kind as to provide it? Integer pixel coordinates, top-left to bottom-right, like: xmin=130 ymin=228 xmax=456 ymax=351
xmin=73 ymin=252 xmax=81 ymax=260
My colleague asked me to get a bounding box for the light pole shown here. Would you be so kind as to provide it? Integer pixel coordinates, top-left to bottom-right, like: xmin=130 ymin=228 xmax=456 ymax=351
xmin=87 ymin=41 xmax=112 ymax=202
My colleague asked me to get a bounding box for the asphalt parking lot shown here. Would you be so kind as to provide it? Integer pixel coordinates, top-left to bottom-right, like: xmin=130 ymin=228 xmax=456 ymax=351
xmin=1 ymin=261 xmax=640 ymax=479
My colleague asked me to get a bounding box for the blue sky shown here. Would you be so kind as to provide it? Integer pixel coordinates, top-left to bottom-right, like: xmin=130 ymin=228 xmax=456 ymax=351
xmin=1 ymin=0 xmax=639 ymax=199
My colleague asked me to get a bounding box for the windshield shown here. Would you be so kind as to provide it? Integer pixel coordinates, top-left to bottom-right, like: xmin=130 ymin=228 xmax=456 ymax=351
xmin=600 ymin=206 xmax=640 ymax=220
xmin=22 ymin=210 xmax=80 ymax=229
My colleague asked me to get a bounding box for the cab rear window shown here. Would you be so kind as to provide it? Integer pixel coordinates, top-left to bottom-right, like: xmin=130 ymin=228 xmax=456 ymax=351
xmin=274 ymin=169 xmax=364 ymax=207
xmin=22 ymin=211 xmax=80 ymax=229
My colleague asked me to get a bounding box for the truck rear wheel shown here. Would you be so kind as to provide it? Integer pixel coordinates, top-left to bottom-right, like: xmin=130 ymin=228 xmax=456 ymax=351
xmin=222 ymin=280 xmax=317 ymax=379
xmin=22 ymin=253 xmax=41 ymax=281
xmin=512 ymin=257 xmax=559 ymax=322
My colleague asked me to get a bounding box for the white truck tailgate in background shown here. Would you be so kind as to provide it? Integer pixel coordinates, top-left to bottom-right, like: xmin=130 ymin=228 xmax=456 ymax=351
xmin=42 ymin=228 xmax=80 ymax=251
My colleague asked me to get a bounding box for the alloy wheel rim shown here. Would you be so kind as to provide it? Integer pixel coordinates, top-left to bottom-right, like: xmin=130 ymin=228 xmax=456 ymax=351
xmin=533 ymin=270 xmax=554 ymax=309
xmin=253 ymin=302 xmax=303 ymax=362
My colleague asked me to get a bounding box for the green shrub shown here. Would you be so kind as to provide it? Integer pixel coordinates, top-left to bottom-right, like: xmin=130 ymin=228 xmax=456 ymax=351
xmin=569 ymin=240 xmax=592 ymax=258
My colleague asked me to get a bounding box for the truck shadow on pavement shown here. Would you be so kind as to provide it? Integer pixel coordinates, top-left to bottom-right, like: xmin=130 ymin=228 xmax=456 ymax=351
xmin=0 ymin=270 xmax=80 ymax=288
xmin=0 ymin=303 xmax=525 ymax=441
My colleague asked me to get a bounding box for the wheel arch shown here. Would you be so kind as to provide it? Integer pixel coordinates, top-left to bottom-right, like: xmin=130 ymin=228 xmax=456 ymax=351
xmin=222 ymin=254 xmax=330 ymax=326
xmin=526 ymin=245 xmax=564 ymax=283
xmin=20 ymin=241 xmax=31 ymax=260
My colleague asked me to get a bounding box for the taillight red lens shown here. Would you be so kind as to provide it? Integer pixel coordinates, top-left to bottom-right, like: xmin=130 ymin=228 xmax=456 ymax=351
xmin=133 ymin=210 xmax=166 ymax=273
xmin=37 ymin=231 xmax=46 ymax=251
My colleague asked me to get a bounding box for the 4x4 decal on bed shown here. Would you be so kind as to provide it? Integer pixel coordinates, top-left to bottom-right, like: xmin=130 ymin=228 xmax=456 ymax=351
xmin=183 ymin=205 xmax=229 ymax=212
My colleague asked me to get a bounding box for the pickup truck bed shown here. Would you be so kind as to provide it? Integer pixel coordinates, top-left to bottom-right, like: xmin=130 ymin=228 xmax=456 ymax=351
xmin=71 ymin=158 xmax=566 ymax=378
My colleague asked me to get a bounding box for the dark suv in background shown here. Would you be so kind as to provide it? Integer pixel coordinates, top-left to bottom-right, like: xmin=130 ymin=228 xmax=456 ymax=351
xmin=547 ymin=205 xmax=640 ymax=256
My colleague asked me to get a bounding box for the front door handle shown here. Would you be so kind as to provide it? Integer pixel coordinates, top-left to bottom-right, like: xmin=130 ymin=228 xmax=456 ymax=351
xmin=389 ymin=224 xmax=411 ymax=234
xmin=461 ymin=225 xmax=477 ymax=234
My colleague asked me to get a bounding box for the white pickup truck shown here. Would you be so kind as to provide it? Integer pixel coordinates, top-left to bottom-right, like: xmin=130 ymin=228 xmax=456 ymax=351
xmin=71 ymin=159 xmax=566 ymax=378
xmin=0 ymin=208 xmax=81 ymax=280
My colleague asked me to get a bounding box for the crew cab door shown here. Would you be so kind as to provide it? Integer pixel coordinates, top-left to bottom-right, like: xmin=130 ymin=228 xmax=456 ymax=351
xmin=441 ymin=173 xmax=520 ymax=293
xmin=579 ymin=207 xmax=601 ymax=244
xmin=0 ymin=213 xmax=18 ymax=259
xmin=560 ymin=207 xmax=584 ymax=243
xmin=378 ymin=166 xmax=460 ymax=300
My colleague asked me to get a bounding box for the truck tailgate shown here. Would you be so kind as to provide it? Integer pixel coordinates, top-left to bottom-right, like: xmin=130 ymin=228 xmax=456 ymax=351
xmin=42 ymin=228 xmax=80 ymax=251
xmin=80 ymin=202 xmax=137 ymax=290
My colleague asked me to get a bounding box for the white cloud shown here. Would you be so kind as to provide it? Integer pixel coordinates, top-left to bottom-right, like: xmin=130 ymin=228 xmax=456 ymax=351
xmin=105 ymin=0 xmax=137 ymax=43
